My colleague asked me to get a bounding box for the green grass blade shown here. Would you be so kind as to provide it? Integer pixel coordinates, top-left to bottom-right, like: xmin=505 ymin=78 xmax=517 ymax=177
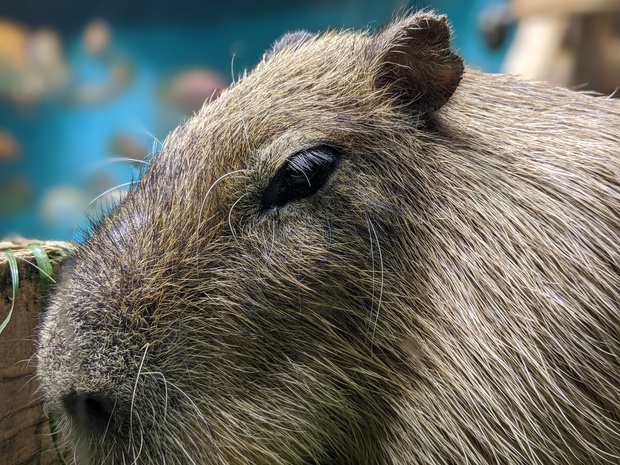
xmin=26 ymin=244 xmax=54 ymax=296
xmin=26 ymin=244 xmax=54 ymax=279
xmin=48 ymin=412 xmax=68 ymax=465
xmin=0 ymin=249 xmax=19 ymax=334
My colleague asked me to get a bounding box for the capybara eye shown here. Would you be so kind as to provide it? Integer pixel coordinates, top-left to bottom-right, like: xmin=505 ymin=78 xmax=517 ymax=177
xmin=261 ymin=144 xmax=341 ymax=212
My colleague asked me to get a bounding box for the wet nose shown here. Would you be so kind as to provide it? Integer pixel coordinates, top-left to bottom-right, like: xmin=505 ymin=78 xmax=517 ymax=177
xmin=62 ymin=391 xmax=116 ymax=432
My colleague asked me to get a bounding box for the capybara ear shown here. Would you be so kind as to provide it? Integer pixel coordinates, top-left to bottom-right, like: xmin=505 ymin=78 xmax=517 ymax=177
xmin=369 ymin=13 xmax=464 ymax=114
xmin=265 ymin=31 xmax=316 ymax=60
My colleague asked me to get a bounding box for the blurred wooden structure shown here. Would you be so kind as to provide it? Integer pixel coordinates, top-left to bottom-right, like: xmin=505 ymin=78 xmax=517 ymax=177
xmin=0 ymin=240 xmax=71 ymax=465
xmin=504 ymin=0 xmax=620 ymax=94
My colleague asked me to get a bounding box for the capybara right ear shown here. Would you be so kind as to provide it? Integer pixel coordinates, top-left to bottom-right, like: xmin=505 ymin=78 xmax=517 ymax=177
xmin=369 ymin=13 xmax=464 ymax=114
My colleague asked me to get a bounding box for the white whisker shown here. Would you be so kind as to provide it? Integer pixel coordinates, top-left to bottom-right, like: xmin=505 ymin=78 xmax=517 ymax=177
xmin=129 ymin=411 xmax=145 ymax=465
xmin=100 ymin=395 xmax=118 ymax=448
xmin=172 ymin=435 xmax=199 ymax=465
xmin=230 ymin=53 xmax=237 ymax=85
xmin=197 ymin=170 xmax=248 ymax=234
xmin=228 ymin=192 xmax=249 ymax=242
xmin=366 ymin=216 xmax=384 ymax=350
xmin=142 ymin=370 xmax=212 ymax=435
xmin=105 ymin=156 xmax=150 ymax=166
xmin=130 ymin=344 xmax=150 ymax=441
xmin=88 ymin=182 xmax=135 ymax=208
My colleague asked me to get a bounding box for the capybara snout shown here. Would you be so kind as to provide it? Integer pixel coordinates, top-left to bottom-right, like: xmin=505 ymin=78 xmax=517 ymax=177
xmin=37 ymin=12 xmax=619 ymax=465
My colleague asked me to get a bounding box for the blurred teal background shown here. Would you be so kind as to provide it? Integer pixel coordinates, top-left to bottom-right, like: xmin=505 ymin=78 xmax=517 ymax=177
xmin=0 ymin=0 xmax=512 ymax=241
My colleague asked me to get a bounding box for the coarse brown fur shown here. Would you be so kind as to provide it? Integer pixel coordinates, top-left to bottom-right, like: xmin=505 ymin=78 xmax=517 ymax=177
xmin=37 ymin=12 xmax=619 ymax=465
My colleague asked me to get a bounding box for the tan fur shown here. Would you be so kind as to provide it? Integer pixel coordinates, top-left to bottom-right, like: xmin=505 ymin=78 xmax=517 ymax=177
xmin=37 ymin=12 xmax=619 ymax=465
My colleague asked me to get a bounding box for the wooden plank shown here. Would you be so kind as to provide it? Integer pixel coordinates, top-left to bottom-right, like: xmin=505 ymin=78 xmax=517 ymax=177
xmin=512 ymin=0 xmax=620 ymax=18
xmin=0 ymin=240 xmax=73 ymax=465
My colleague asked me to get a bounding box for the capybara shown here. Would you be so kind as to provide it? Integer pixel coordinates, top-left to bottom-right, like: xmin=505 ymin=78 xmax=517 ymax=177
xmin=36 ymin=11 xmax=619 ymax=465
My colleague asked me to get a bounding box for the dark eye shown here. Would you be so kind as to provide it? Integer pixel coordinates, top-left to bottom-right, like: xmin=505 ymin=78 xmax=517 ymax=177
xmin=261 ymin=144 xmax=341 ymax=212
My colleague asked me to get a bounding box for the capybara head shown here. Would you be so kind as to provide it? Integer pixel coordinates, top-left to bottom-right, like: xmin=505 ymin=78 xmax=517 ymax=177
xmin=37 ymin=12 xmax=620 ymax=465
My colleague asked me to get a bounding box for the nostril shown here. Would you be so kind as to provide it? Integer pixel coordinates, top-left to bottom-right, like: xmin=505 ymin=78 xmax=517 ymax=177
xmin=63 ymin=391 xmax=115 ymax=431
xmin=84 ymin=397 xmax=110 ymax=425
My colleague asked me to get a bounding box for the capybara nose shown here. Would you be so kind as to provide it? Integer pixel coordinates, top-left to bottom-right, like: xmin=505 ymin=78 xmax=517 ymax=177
xmin=62 ymin=391 xmax=115 ymax=432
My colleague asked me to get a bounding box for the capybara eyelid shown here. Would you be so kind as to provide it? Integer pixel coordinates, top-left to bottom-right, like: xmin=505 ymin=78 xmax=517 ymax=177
xmin=261 ymin=144 xmax=341 ymax=212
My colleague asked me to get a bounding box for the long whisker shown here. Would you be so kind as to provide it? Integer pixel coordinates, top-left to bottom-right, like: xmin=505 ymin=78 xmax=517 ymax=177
xmin=84 ymin=157 xmax=150 ymax=179
xmin=230 ymin=53 xmax=237 ymax=86
xmin=130 ymin=343 xmax=150 ymax=442
xmin=228 ymin=192 xmax=249 ymax=242
xmin=100 ymin=435 xmax=116 ymax=464
xmin=100 ymin=395 xmax=118 ymax=450
xmin=128 ymin=411 xmax=145 ymax=465
xmin=105 ymin=156 xmax=150 ymax=166
xmin=171 ymin=435 xmax=199 ymax=465
xmin=366 ymin=216 xmax=376 ymax=337
xmin=197 ymin=170 xmax=248 ymax=234
xmin=133 ymin=122 xmax=163 ymax=150
xmin=88 ymin=182 xmax=135 ymax=208
xmin=366 ymin=216 xmax=384 ymax=350
xmin=141 ymin=370 xmax=212 ymax=437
